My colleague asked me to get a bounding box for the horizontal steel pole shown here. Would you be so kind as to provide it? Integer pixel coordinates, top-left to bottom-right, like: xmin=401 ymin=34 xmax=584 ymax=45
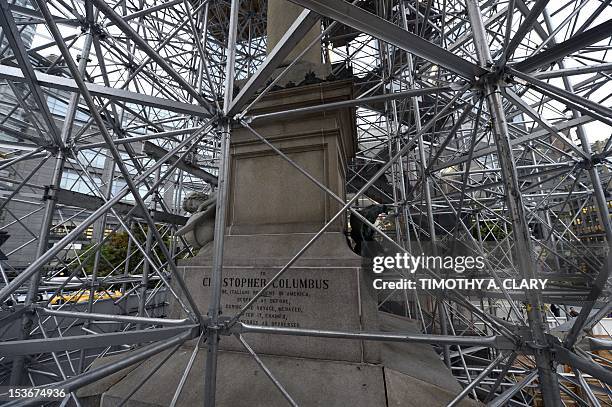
xmin=515 ymin=19 xmax=612 ymax=72
xmin=143 ymin=141 xmax=218 ymax=185
xmin=554 ymin=345 xmax=612 ymax=385
xmin=248 ymin=86 xmax=451 ymax=122
xmin=236 ymin=323 xmax=514 ymax=349
xmin=76 ymin=126 xmax=201 ymax=150
xmin=434 ymin=115 xmax=592 ymax=170
xmin=442 ymin=162 xmax=575 ymax=175
xmin=0 ymin=140 xmax=40 ymax=152
xmin=0 ymin=65 xmax=210 ymax=117
xmin=287 ymin=0 xmax=486 ymax=79
xmin=39 ymin=308 xmax=190 ymax=327
xmin=588 ymin=337 xmax=612 ymax=351
xmin=534 ymin=62 xmax=612 ymax=79
xmin=52 ymin=187 xmax=188 ymax=225
xmin=122 ymin=0 xmax=183 ymax=22
xmin=3 ymin=331 xmax=191 ymax=407
xmin=226 ymin=8 xmax=321 ymax=116
xmin=90 ymin=0 xmax=215 ymax=114
xmin=0 ymin=325 xmax=198 ymax=356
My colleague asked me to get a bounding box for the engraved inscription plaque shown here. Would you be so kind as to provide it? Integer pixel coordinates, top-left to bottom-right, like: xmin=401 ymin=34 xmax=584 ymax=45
xmin=176 ymin=265 xmax=378 ymax=362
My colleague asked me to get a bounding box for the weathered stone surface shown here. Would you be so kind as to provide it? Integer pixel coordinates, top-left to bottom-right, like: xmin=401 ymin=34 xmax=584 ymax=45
xmin=172 ymin=243 xmax=379 ymax=363
xmin=265 ymin=0 xmax=331 ymax=86
xmin=101 ymin=349 xmax=387 ymax=407
xmin=181 ymin=232 xmax=359 ymax=267
xmin=77 ymin=352 xmax=148 ymax=407
xmin=99 ymin=342 xmax=476 ymax=407
xmin=266 ymin=0 xmax=321 ymax=65
xmin=230 ymin=145 xmax=327 ymax=231
xmin=379 ymin=313 xmax=481 ymax=406
xmin=94 ymin=78 xmax=472 ymax=406
xmin=227 ymin=81 xmax=356 ymax=235
xmin=384 ymin=367 xmax=479 ymax=407
xmin=379 ymin=312 xmax=463 ymax=393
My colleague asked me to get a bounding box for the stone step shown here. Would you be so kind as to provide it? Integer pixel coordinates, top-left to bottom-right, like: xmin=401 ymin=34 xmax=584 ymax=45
xmin=80 ymin=346 xmax=479 ymax=407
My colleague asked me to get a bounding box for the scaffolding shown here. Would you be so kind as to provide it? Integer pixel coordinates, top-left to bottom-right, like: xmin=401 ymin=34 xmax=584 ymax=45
xmin=0 ymin=0 xmax=610 ymax=405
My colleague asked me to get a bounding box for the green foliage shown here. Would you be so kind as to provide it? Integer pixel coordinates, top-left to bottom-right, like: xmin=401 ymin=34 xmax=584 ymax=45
xmin=77 ymin=230 xmax=138 ymax=277
xmin=475 ymin=220 xmax=509 ymax=241
xmin=76 ymin=225 xmax=168 ymax=277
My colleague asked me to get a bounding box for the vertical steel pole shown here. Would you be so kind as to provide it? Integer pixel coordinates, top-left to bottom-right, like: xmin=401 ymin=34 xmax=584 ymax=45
xmin=399 ymin=0 xmax=449 ymax=364
xmin=541 ymin=10 xmax=612 ymax=245
xmin=78 ymin=158 xmax=116 ymax=373
xmin=203 ymin=0 xmax=238 ymax=404
xmin=385 ymin=101 xmax=402 ymax=244
xmin=195 ymin=1 xmax=210 ymax=96
xmin=202 ymin=118 xmax=230 ymax=407
xmin=121 ymin=219 xmax=134 ymax=320
xmin=412 ymin=62 xmax=451 ymax=366
xmin=9 ymin=25 xmax=95 ymax=385
xmin=138 ymin=169 xmax=160 ymax=330
xmin=35 ymin=0 xmax=203 ymax=320
xmin=529 ymin=144 xmax=561 ymax=272
xmin=465 ymin=1 xmax=562 ymax=405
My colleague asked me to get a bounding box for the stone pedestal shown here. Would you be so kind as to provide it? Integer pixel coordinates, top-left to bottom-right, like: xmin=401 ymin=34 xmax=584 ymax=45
xmin=228 ymin=80 xmax=356 ymax=235
xmin=79 ymin=314 xmax=477 ymax=407
xmin=169 ymin=79 xmax=378 ymax=363
xmin=80 ymin=81 xmax=474 ymax=406
xmin=174 ymin=232 xmax=379 ymax=363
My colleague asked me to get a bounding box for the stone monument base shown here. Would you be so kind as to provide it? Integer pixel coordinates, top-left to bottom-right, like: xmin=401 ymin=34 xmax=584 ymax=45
xmin=168 ymin=232 xmax=380 ymax=363
xmin=78 ymin=313 xmax=478 ymax=407
xmin=76 ymin=75 xmax=477 ymax=405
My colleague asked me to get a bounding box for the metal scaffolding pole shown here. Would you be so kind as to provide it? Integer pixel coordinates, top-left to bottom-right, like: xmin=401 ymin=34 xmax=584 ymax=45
xmin=465 ymin=1 xmax=561 ymax=405
xmin=202 ymin=0 xmax=239 ymax=404
xmin=33 ymin=0 xmax=204 ymax=324
xmin=539 ymin=10 xmax=612 ymax=246
xmin=0 ymin=1 xmax=610 ymax=405
xmin=8 ymin=21 xmax=95 ymax=385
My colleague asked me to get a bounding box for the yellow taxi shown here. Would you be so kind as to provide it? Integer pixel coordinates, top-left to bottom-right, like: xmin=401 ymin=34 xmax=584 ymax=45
xmin=50 ymin=289 xmax=122 ymax=305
